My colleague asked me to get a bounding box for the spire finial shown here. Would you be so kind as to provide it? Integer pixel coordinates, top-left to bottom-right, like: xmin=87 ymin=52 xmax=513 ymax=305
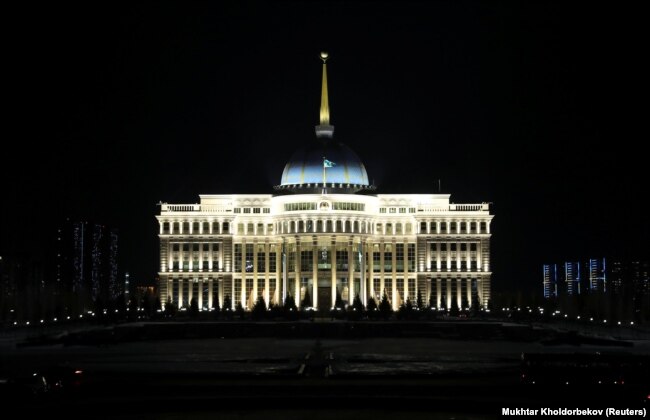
xmin=316 ymin=51 xmax=334 ymax=138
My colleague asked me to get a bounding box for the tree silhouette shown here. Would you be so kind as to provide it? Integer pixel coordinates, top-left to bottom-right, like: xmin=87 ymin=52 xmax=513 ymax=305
xmin=283 ymin=294 xmax=297 ymax=320
xmin=189 ymin=297 xmax=199 ymax=318
xmin=301 ymin=289 xmax=312 ymax=308
xmin=415 ymin=290 xmax=424 ymax=309
xmin=378 ymin=290 xmax=393 ymax=320
xmin=449 ymin=297 xmax=460 ymax=317
xmin=222 ymin=295 xmax=232 ymax=312
xmin=334 ymin=290 xmax=344 ymax=309
xmin=252 ymin=296 xmax=267 ymax=320
xmin=164 ymin=296 xmax=177 ymax=317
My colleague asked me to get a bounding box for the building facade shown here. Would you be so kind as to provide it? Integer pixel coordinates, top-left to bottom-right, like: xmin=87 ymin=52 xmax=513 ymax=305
xmin=156 ymin=53 xmax=493 ymax=311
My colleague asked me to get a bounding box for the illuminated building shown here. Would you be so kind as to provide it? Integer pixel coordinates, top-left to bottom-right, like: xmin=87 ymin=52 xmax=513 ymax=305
xmin=56 ymin=219 xmax=119 ymax=307
xmin=156 ymin=53 xmax=493 ymax=311
xmin=588 ymin=258 xmax=607 ymax=292
xmin=542 ymin=264 xmax=557 ymax=299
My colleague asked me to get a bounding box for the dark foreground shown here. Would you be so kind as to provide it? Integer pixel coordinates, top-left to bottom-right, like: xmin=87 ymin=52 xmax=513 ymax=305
xmin=1 ymin=321 xmax=649 ymax=419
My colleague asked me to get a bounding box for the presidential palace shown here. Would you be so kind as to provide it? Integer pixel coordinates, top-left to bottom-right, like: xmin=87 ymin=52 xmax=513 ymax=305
xmin=156 ymin=53 xmax=493 ymax=311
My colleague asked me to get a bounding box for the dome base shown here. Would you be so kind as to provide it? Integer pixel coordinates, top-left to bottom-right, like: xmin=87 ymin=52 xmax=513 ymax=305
xmin=274 ymin=182 xmax=376 ymax=194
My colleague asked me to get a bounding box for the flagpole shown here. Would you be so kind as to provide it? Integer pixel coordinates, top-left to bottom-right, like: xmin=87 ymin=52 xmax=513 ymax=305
xmin=322 ymin=156 xmax=326 ymax=195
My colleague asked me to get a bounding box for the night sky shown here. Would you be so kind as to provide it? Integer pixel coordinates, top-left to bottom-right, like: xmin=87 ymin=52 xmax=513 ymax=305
xmin=3 ymin=1 xmax=647 ymax=294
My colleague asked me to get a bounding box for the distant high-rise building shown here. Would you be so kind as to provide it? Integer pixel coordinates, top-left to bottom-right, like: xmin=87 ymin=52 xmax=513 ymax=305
xmin=588 ymin=258 xmax=607 ymax=292
xmin=56 ymin=219 xmax=119 ymax=309
xmin=564 ymin=261 xmax=581 ymax=295
xmin=543 ymin=264 xmax=558 ymax=299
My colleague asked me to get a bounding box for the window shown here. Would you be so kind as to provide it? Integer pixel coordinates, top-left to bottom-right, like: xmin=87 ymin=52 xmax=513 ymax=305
xmin=460 ymin=243 xmax=467 ymax=252
xmin=451 ymin=261 xmax=457 ymax=271
xmin=183 ymin=222 xmax=190 ymax=233
xmin=409 ymin=208 xmax=416 ymax=213
xmin=408 ymin=244 xmax=415 ymax=271
xmin=384 ymin=244 xmax=393 ymax=272
xmin=300 ymin=250 xmax=313 ymax=271
xmin=245 ymin=244 xmax=254 ymax=272
xmin=243 ymin=208 xmax=251 ymax=214
xmin=336 ymin=249 xmax=348 ymax=271
xmin=253 ymin=208 xmax=261 ymax=214
xmin=193 ymin=243 xmax=199 ymax=252
xmin=288 ymin=245 xmax=296 ymax=272
xmin=202 ymin=222 xmax=209 ymax=233
xmin=263 ymin=208 xmax=270 ymax=214
xmin=430 ymin=243 xmax=436 ymax=252
xmin=222 ymin=222 xmax=229 ymax=233
xmin=450 ymin=222 xmax=457 ymax=233
xmin=182 ymin=243 xmax=190 ymax=252
xmin=440 ymin=243 xmax=447 ymax=252
xmin=379 ymin=207 xmax=387 ymax=214
xmin=332 ymin=202 xmax=365 ymax=211
xmin=408 ymin=279 xmax=416 ymax=302
xmin=234 ymin=244 xmax=242 ymax=271
xmin=234 ymin=208 xmax=241 ymax=213
xmin=461 ymin=261 xmax=467 ymax=271
xmin=450 ymin=243 xmax=457 ymax=252
xmin=399 ymin=207 xmax=406 ymax=213
xmin=234 ymin=279 xmax=242 ymax=306
xmin=269 ymin=245 xmax=277 ymax=272
xmin=480 ymin=222 xmax=487 ymax=233
xmin=257 ymin=244 xmax=265 ymax=272
xmin=373 ymin=245 xmax=381 ymax=272
xmin=420 ymin=222 xmax=427 ymax=233
xmin=318 ymin=247 xmax=330 ymax=270
xmin=245 ymin=279 xmax=254 ymax=307
xmin=173 ymin=223 xmax=179 ymax=234
xmin=396 ymin=244 xmax=404 ymax=272
xmin=470 ymin=243 xmax=477 ymax=252
xmin=470 ymin=260 xmax=477 ymax=271
xmin=284 ymin=202 xmax=317 ymax=211
xmin=460 ymin=222 xmax=467 ymax=233
xmin=389 ymin=207 xmax=396 ymax=213
xmin=162 ymin=222 xmax=170 ymax=234
xmin=172 ymin=243 xmax=180 ymax=252
xmin=440 ymin=222 xmax=447 ymax=233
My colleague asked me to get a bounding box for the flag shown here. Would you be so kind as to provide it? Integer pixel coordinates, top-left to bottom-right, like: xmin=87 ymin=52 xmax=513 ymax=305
xmin=323 ymin=159 xmax=336 ymax=168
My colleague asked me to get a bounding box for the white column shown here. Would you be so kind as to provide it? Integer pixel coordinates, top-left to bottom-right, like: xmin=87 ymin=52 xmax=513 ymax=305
xmin=198 ymin=279 xmax=203 ymax=309
xmin=208 ymin=279 xmax=213 ymax=309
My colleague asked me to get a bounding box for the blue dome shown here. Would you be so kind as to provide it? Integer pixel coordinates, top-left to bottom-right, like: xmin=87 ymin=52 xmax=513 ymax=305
xmin=280 ymin=141 xmax=369 ymax=187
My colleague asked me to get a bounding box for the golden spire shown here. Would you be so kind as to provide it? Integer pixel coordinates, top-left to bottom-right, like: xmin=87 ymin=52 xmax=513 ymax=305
xmin=315 ymin=51 xmax=334 ymax=138
xmin=319 ymin=51 xmax=330 ymax=125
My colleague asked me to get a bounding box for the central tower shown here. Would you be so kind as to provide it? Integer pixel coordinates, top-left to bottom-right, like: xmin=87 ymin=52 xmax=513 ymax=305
xmin=275 ymin=53 xmax=375 ymax=194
